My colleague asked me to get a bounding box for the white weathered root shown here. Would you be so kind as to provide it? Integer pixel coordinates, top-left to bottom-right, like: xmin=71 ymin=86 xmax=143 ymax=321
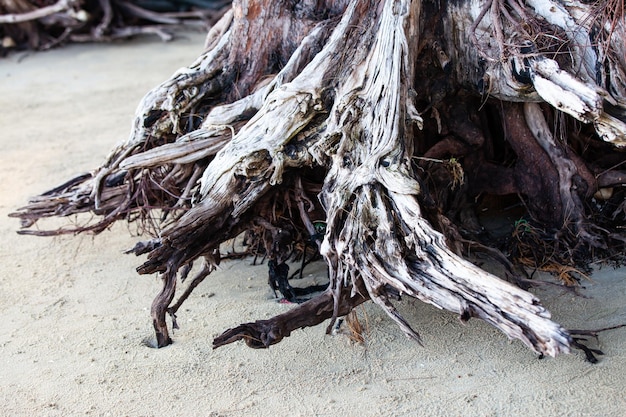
xmin=16 ymin=0 xmax=625 ymax=233
xmin=11 ymin=5 xmax=346 ymax=235
xmin=332 ymin=185 xmax=571 ymax=356
xmin=119 ymin=129 xmax=232 ymax=170
xmin=314 ymin=0 xmax=569 ymax=356
xmin=526 ymin=58 xmax=626 ymax=146
xmin=447 ymin=0 xmax=626 ymax=146
xmin=131 ymin=0 xmax=575 ymax=353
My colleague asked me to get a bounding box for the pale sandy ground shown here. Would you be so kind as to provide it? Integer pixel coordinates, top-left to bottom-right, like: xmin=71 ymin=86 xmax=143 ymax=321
xmin=1 ymin=31 xmax=626 ymax=417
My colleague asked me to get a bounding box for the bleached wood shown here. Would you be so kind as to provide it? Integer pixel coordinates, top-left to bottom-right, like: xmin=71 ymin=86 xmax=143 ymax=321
xmin=11 ymin=0 xmax=626 ymax=356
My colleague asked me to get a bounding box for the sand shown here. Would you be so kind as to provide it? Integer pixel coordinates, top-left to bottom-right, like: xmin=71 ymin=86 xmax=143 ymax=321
xmin=1 ymin=31 xmax=625 ymax=417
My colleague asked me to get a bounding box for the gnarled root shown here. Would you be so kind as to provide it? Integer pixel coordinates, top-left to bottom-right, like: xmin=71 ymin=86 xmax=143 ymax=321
xmin=213 ymin=286 xmax=369 ymax=349
xmin=11 ymin=0 xmax=626 ymax=357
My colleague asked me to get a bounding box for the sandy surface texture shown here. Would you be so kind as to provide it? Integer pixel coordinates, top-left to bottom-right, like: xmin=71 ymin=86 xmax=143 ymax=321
xmin=1 ymin=32 xmax=626 ymax=417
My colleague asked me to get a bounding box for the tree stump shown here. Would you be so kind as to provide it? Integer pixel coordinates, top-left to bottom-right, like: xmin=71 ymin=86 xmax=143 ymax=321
xmin=11 ymin=0 xmax=626 ymax=358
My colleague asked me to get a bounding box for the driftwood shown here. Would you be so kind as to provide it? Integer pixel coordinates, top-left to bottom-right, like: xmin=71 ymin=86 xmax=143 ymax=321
xmin=10 ymin=0 xmax=626 ymax=359
xmin=0 ymin=0 xmax=229 ymax=52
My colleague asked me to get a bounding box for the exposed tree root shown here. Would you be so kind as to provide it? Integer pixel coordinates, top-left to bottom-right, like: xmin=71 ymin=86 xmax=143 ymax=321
xmin=10 ymin=0 xmax=626 ymax=358
xmin=213 ymin=286 xmax=369 ymax=349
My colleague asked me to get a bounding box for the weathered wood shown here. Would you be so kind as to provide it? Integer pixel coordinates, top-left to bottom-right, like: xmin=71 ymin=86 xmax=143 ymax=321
xmin=10 ymin=0 xmax=626 ymax=358
xmin=214 ymin=287 xmax=369 ymax=349
xmin=0 ymin=0 xmax=80 ymax=24
xmin=138 ymin=0 xmax=574 ymax=353
xmin=0 ymin=0 xmax=227 ymax=51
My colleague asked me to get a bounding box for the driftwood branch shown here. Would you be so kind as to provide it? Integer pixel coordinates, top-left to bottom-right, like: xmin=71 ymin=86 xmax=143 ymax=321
xmin=0 ymin=0 xmax=81 ymax=24
xmin=0 ymin=0 xmax=228 ymax=51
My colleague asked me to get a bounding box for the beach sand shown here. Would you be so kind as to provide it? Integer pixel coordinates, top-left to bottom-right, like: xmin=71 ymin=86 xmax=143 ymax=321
xmin=1 ymin=31 xmax=625 ymax=416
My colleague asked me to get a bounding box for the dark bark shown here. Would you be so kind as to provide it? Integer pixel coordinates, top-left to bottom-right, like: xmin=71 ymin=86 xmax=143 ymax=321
xmin=214 ymin=286 xmax=369 ymax=348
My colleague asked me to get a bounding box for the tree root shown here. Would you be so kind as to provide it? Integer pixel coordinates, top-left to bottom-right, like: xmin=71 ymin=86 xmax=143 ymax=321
xmin=11 ymin=0 xmax=626 ymax=358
